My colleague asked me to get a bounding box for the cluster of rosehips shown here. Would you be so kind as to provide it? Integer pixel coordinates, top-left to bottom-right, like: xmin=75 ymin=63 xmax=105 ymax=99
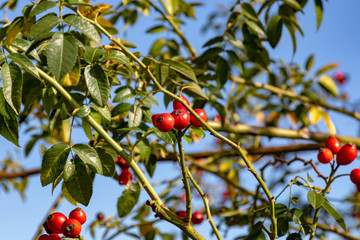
xmin=152 ymin=95 xmax=207 ymax=132
xmin=176 ymin=210 xmax=204 ymax=225
xmin=115 ymin=156 xmax=133 ymax=185
xmin=39 ymin=208 xmax=86 ymax=240
xmin=317 ymin=136 xmax=357 ymax=165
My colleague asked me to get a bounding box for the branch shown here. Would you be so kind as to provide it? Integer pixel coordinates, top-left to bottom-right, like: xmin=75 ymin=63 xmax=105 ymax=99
xmin=0 ymin=168 xmax=41 ymax=179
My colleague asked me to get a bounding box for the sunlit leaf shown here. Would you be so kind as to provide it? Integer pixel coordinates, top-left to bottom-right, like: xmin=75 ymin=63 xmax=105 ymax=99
xmin=322 ymin=199 xmax=346 ymax=231
xmin=64 ymin=14 xmax=101 ymax=44
xmin=117 ymin=183 xmax=140 ymax=217
xmin=1 ymin=62 xmax=22 ymax=115
xmin=84 ymin=64 xmax=110 ymax=107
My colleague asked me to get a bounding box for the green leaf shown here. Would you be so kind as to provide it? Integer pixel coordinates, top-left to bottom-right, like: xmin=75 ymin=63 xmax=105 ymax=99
xmin=0 ymin=115 xmax=19 ymax=147
xmin=202 ymin=36 xmax=223 ymax=48
xmin=105 ymin=50 xmax=132 ymax=76
xmin=72 ymin=144 xmax=103 ymax=175
xmin=183 ymin=82 xmax=209 ymax=100
xmin=147 ymin=25 xmax=167 ymax=33
xmin=29 ymin=13 xmax=60 ymax=40
xmin=111 ymin=103 xmax=131 ymax=116
xmin=277 ymin=217 xmax=289 ymax=237
xmin=47 ymin=32 xmax=78 ymax=81
xmin=282 ymin=0 xmax=303 ymax=11
xmin=275 ymin=203 xmax=288 ymax=216
xmin=62 ymin=182 xmax=79 ymax=206
xmin=30 ymin=1 xmax=58 ymax=17
xmin=128 ymin=103 xmax=142 ymax=128
xmin=226 ymin=50 xmax=243 ymax=72
xmin=64 ymin=14 xmax=101 ymax=44
xmin=41 ymin=143 xmax=71 ymax=186
xmin=164 ymin=60 xmax=197 ymax=82
xmin=84 ymin=46 xmax=106 ymax=64
xmin=82 ymin=118 xmax=93 ymax=141
xmin=267 ymin=15 xmax=283 ymax=48
xmin=92 ymin=103 xmax=111 ymax=123
xmin=145 ymin=154 xmax=157 ymax=178
xmin=286 ymin=233 xmax=302 ymax=240
xmin=7 ymin=53 xmax=41 ymax=80
xmin=42 ymin=86 xmax=55 ymax=116
xmin=315 ymin=0 xmax=323 ymax=30
xmin=194 ymin=47 xmax=223 ymax=63
xmin=11 ymin=38 xmax=40 ymax=61
xmin=117 ymin=183 xmax=140 ymax=217
xmin=315 ymin=63 xmax=338 ymax=76
xmin=241 ymin=3 xmax=259 ymax=22
xmin=245 ymin=221 xmax=266 ymax=240
xmin=245 ymin=18 xmax=265 ymax=35
xmin=74 ymin=105 xmax=91 ymax=118
xmin=156 ymin=63 xmax=169 ymax=85
xmin=153 ymin=127 xmax=176 ymax=144
xmin=96 ymin=149 xmax=115 ymax=177
xmin=1 ymin=62 xmax=22 ymax=115
xmin=0 ymin=88 xmax=12 ymax=119
xmin=64 ymin=158 xmax=93 ymax=206
xmin=84 ymin=64 xmax=110 ymax=107
xmin=305 ymin=54 xmax=315 ymax=72
xmin=322 ymin=199 xmax=346 ymax=231
xmin=318 ymin=75 xmax=338 ymax=97
xmin=307 ymin=173 xmax=314 ymax=183
xmin=113 ymin=87 xmax=136 ymax=102
xmin=215 ymin=56 xmax=229 ymax=88
xmin=307 ymin=190 xmax=324 ymax=209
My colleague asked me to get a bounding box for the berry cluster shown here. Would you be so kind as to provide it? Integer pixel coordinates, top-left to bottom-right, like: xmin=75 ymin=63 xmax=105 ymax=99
xmin=317 ymin=136 xmax=357 ymax=165
xmin=39 ymin=208 xmax=86 ymax=240
xmin=176 ymin=210 xmax=204 ymax=225
xmin=152 ymin=95 xmax=207 ymax=132
xmin=115 ymin=156 xmax=133 ymax=185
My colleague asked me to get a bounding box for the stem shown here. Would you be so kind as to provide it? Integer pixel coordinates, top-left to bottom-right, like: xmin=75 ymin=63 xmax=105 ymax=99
xmin=176 ymin=133 xmax=192 ymax=223
xmin=186 ymin=168 xmax=222 ymax=240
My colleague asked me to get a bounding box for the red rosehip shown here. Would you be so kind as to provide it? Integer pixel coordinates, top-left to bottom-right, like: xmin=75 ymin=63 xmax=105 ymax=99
xmin=61 ymin=218 xmax=82 ymax=238
xmin=118 ymin=169 xmax=133 ymax=185
xmin=173 ymin=95 xmax=190 ymax=111
xmin=152 ymin=114 xmax=160 ymax=128
xmin=154 ymin=113 xmax=175 ymax=132
xmin=337 ymin=143 xmax=358 ymax=165
xmin=69 ymin=207 xmax=87 ymax=225
xmin=47 ymin=212 xmax=67 ymax=234
xmin=171 ymin=109 xmax=190 ymax=130
xmin=47 ymin=234 xmax=61 ymax=240
xmin=43 ymin=221 xmax=53 ymax=234
xmin=334 ymin=71 xmax=346 ymax=85
xmin=38 ymin=234 xmax=48 ymax=240
xmin=350 ymin=168 xmax=360 ymax=184
xmin=190 ymin=109 xmax=207 ymax=128
xmin=325 ymin=136 xmax=342 ymax=154
xmin=356 ymin=183 xmax=360 ymax=192
xmin=176 ymin=210 xmax=186 ymax=219
xmin=115 ymin=156 xmax=129 ymax=169
xmin=317 ymin=148 xmax=333 ymax=164
xmin=191 ymin=212 xmax=204 ymax=225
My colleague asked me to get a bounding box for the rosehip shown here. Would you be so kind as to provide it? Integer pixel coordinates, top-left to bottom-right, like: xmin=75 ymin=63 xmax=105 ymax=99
xmin=171 ymin=109 xmax=190 ymax=130
xmin=350 ymin=169 xmax=360 ymax=184
xmin=118 ymin=169 xmax=133 ymax=185
xmin=61 ymin=218 xmax=82 ymax=238
xmin=154 ymin=113 xmax=175 ymax=132
xmin=115 ymin=156 xmax=129 ymax=169
xmin=334 ymin=71 xmax=346 ymax=85
xmin=325 ymin=136 xmax=342 ymax=154
xmin=43 ymin=221 xmax=53 ymax=234
xmin=337 ymin=143 xmax=358 ymax=165
xmin=173 ymin=95 xmax=190 ymax=111
xmin=47 ymin=212 xmax=67 ymax=233
xmin=69 ymin=207 xmax=87 ymax=225
xmin=317 ymin=148 xmax=333 ymax=164
xmin=191 ymin=212 xmax=204 ymax=225
xmin=190 ymin=109 xmax=207 ymax=128
xmin=38 ymin=234 xmax=48 ymax=240
xmin=357 ymin=183 xmax=360 ymax=192
xmin=152 ymin=114 xmax=160 ymax=128
xmin=47 ymin=234 xmax=62 ymax=240
xmin=176 ymin=210 xmax=186 ymax=219
xmin=97 ymin=212 xmax=105 ymax=222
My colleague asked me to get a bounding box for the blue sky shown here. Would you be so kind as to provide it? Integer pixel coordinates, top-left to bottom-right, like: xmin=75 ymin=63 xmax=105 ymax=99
xmin=1 ymin=0 xmax=360 ymax=239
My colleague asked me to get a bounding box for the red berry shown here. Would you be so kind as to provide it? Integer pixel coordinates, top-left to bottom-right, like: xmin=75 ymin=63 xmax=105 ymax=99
xmin=115 ymin=156 xmax=129 ymax=169
xmin=42 ymin=221 xmax=53 ymax=234
xmin=176 ymin=210 xmax=186 ymax=219
xmin=173 ymin=95 xmax=190 ymax=111
xmin=38 ymin=234 xmax=48 ymax=240
xmin=334 ymin=71 xmax=346 ymax=85
xmin=61 ymin=218 xmax=82 ymax=238
xmin=357 ymin=183 xmax=360 ymax=192
xmin=171 ymin=109 xmax=190 ymax=130
xmin=191 ymin=212 xmax=204 ymax=225
xmin=69 ymin=207 xmax=87 ymax=225
xmin=97 ymin=212 xmax=105 ymax=222
xmin=337 ymin=143 xmax=358 ymax=165
xmin=317 ymin=148 xmax=333 ymax=164
xmin=47 ymin=234 xmax=61 ymax=240
xmin=325 ymin=136 xmax=342 ymax=154
xmin=190 ymin=109 xmax=207 ymax=128
xmin=152 ymin=114 xmax=160 ymax=128
xmin=350 ymin=169 xmax=360 ymax=184
xmin=155 ymin=113 xmax=175 ymax=132
xmin=118 ymin=169 xmax=133 ymax=185
xmin=47 ymin=212 xmax=67 ymax=234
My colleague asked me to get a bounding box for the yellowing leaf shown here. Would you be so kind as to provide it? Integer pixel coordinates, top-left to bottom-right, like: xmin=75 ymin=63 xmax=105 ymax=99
xmin=309 ymin=105 xmax=323 ymax=125
xmin=322 ymin=112 xmax=336 ymax=135
xmin=318 ymin=75 xmax=338 ymax=97
xmin=287 ymin=112 xmax=299 ymax=126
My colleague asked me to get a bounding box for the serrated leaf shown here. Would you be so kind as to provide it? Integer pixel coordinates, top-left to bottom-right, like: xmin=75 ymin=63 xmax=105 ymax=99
xmin=1 ymin=62 xmax=22 ymax=115
xmin=84 ymin=64 xmax=110 ymax=107
xmin=41 ymin=143 xmax=71 ymax=186
xmin=113 ymin=87 xmax=136 ymax=102
xmin=92 ymin=103 xmax=111 ymax=123
xmin=29 ymin=13 xmax=60 ymax=40
xmin=128 ymin=104 xmax=142 ymax=128
xmin=267 ymin=15 xmax=283 ymax=48
xmin=11 ymin=38 xmax=40 ymax=61
xmin=155 ymin=63 xmax=168 ymax=85
xmin=42 ymin=86 xmax=55 ymax=116
xmin=5 ymin=17 xmax=23 ymax=46
xmin=314 ymin=0 xmax=323 ymax=30
xmin=84 ymin=46 xmax=106 ymax=64
xmin=0 ymin=115 xmax=19 ymax=147
xmin=96 ymin=149 xmax=115 ymax=177
xmin=74 ymin=105 xmax=91 ymax=118
xmin=62 ymin=182 xmax=79 ymax=206
xmin=322 ymin=200 xmax=346 ymax=231
xmin=105 ymin=50 xmax=132 ymax=76
xmin=283 ymin=0 xmax=302 ymax=11
xmin=241 ymin=3 xmax=259 ymax=22
xmin=307 ymin=190 xmax=324 ymax=209
xmin=7 ymin=53 xmax=41 ymax=80
xmin=30 ymin=1 xmax=58 ymax=17
xmin=111 ymin=103 xmax=131 ymax=116
xmin=305 ymin=54 xmax=315 ymax=71
xmin=117 ymin=183 xmax=140 ymax=217
xmin=318 ymin=75 xmax=338 ymax=97
xmin=47 ymin=32 xmax=78 ymax=81
xmin=153 ymin=127 xmax=176 ymax=144
xmin=72 ymin=144 xmax=103 ymax=174
xmin=64 ymin=158 xmax=93 ymax=206
xmin=183 ymin=82 xmax=209 ymax=100
xmin=0 ymin=88 xmax=12 ymax=119
xmin=164 ymin=60 xmax=197 ymax=82
xmin=64 ymin=14 xmax=101 ymax=44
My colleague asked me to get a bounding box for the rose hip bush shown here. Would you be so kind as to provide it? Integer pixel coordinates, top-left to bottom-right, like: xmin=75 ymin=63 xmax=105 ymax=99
xmin=0 ymin=0 xmax=360 ymax=240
